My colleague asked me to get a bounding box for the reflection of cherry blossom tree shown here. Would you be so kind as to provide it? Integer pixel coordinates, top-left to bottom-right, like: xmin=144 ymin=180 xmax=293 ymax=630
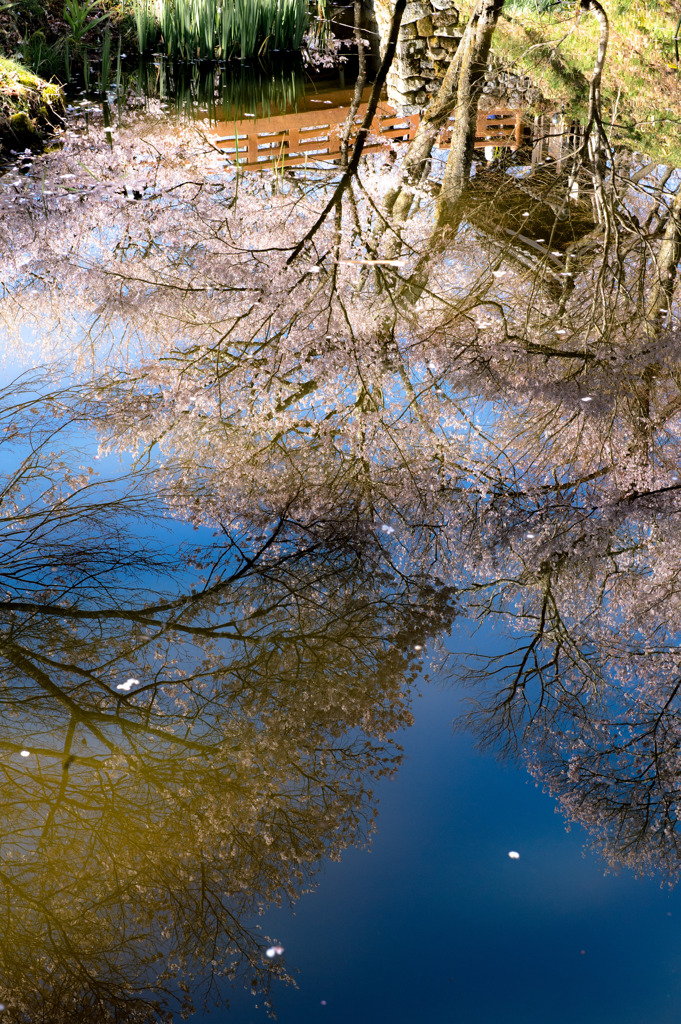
xmin=0 ymin=378 xmax=459 ymax=1022
xmin=447 ymin=475 xmax=681 ymax=883
xmin=4 ymin=0 xmax=681 ymax=910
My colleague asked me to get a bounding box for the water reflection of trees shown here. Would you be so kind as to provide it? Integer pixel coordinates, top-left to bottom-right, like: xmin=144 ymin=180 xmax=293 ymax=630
xmin=0 ymin=380 xmax=458 ymax=1021
xmin=4 ymin=0 xmax=681 ymax=1007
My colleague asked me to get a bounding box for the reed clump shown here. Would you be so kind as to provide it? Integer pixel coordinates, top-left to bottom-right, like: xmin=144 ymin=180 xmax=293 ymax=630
xmin=134 ymin=0 xmax=310 ymax=60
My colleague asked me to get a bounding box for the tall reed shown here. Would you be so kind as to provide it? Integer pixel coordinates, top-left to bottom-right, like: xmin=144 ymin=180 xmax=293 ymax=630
xmin=98 ymin=24 xmax=111 ymax=92
xmin=134 ymin=0 xmax=312 ymax=60
xmin=134 ymin=0 xmax=157 ymax=53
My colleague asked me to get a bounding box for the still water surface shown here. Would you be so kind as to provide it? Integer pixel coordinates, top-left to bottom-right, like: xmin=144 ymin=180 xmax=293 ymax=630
xmin=1 ymin=58 xmax=681 ymax=1023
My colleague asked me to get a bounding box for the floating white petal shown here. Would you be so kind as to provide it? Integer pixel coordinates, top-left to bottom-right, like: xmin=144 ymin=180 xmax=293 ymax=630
xmin=116 ymin=678 xmax=140 ymax=692
xmin=20 ymin=750 xmax=30 ymax=757
xmin=508 ymin=850 xmax=520 ymax=859
xmin=265 ymin=945 xmax=284 ymax=958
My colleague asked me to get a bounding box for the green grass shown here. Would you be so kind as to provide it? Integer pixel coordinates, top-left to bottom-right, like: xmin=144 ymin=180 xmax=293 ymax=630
xmin=484 ymin=0 xmax=681 ymax=163
xmin=0 ymin=51 xmax=45 ymax=87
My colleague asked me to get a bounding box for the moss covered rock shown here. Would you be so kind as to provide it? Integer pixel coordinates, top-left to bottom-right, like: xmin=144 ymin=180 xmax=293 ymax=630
xmin=0 ymin=55 xmax=65 ymax=154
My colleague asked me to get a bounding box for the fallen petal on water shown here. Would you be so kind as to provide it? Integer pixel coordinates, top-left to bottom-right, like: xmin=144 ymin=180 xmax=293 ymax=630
xmin=116 ymin=678 xmax=140 ymax=691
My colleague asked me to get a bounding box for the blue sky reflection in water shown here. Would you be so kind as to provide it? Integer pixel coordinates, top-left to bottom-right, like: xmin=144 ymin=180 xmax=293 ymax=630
xmin=7 ymin=348 xmax=679 ymax=1024
xmin=212 ymin=640 xmax=681 ymax=1024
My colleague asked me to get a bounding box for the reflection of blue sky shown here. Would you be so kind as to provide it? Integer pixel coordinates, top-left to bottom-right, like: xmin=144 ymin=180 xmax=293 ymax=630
xmin=202 ymin=621 xmax=681 ymax=1024
xmin=4 ymin=345 xmax=681 ymax=1024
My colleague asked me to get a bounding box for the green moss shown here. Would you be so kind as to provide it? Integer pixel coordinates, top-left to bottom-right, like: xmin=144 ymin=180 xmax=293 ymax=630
xmin=8 ymin=109 xmax=40 ymax=144
xmin=0 ymin=55 xmax=44 ymax=90
xmin=0 ymin=55 xmax=65 ymax=153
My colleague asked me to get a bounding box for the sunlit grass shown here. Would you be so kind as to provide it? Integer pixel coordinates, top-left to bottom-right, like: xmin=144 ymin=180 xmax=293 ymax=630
xmin=477 ymin=0 xmax=681 ymax=163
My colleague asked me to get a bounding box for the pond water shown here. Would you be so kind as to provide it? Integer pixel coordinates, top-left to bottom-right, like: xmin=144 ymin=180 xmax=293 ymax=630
xmin=2 ymin=50 xmax=681 ymax=1024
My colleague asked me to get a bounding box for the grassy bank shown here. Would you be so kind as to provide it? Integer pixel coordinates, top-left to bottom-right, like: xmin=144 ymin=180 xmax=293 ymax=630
xmin=0 ymin=55 xmax=65 ymax=152
xmin=485 ymin=0 xmax=681 ymax=163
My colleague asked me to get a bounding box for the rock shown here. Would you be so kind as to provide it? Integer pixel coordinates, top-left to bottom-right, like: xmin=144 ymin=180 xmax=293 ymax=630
xmin=8 ymin=111 xmax=40 ymax=148
xmin=402 ymin=55 xmax=425 ymax=74
xmin=395 ymin=40 xmax=413 ymax=57
xmin=432 ymin=7 xmax=459 ymax=25
xmin=416 ymin=15 xmax=434 ymax=35
xmin=434 ymin=34 xmax=458 ymax=50
xmin=0 ymin=59 xmax=65 ymax=154
xmin=400 ymin=22 xmax=418 ymax=38
xmin=404 ymin=75 xmax=428 ymax=88
xmin=401 ymin=1 xmax=428 ymax=24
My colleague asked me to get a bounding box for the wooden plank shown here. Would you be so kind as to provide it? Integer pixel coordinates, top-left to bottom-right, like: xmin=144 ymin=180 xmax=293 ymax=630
xmin=233 ymin=142 xmax=390 ymax=170
xmin=209 ymin=99 xmax=527 ymax=166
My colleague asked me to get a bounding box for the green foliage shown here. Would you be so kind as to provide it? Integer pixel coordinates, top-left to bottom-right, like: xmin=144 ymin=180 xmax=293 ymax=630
xmin=134 ymin=0 xmax=311 ymax=60
xmin=502 ymin=0 xmax=556 ymax=12
xmin=63 ymin=0 xmax=109 ymax=45
xmin=98 ymin=22 xmax=111 ymax=91
xmin=133 ymin=0 xmax=157 ymax=53
xmin=20 ymin=30 xmax=68 ymax=79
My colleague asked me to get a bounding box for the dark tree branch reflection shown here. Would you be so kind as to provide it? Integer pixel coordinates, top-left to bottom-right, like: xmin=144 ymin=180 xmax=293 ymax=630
xmin=0 ymin=378 xmax=460 ymax=1021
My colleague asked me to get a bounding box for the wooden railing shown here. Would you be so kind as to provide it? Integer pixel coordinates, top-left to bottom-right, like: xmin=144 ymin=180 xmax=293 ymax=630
xmin=206 ymin=93 xmax=527 ymax=171
xmin=473 ymin=109 xmax=525 ymax=151
xmin=208 ymin=91 xmax=418 ymax=170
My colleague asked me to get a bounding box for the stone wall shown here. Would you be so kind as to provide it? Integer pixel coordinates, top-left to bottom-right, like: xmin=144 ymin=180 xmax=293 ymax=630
xmin=366 ymin=0 xmax=461 ymax=113
xmin=479 ymin=68 xmax=542 ymax=110
xmin=363 ymin=0 xmax=544 ymax=116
